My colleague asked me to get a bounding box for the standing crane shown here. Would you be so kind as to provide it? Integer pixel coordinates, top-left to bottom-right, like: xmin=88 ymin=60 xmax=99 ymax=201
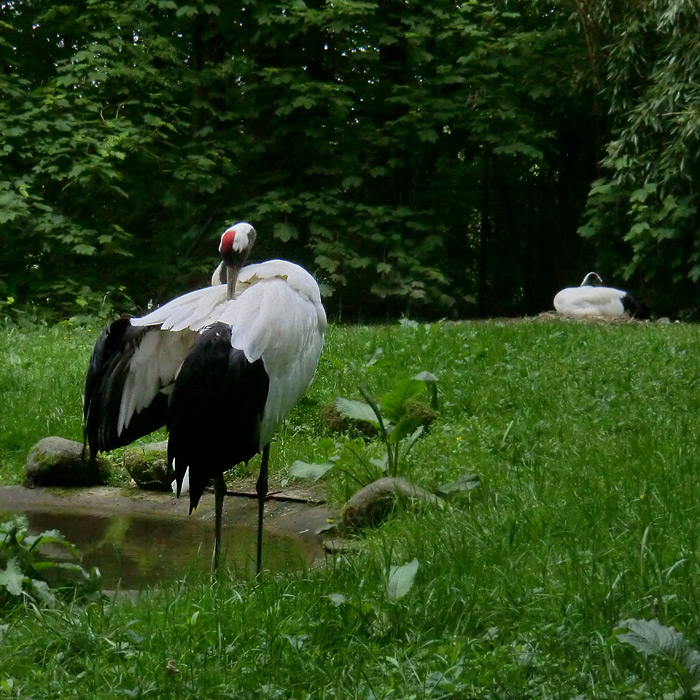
xmin=553 ymin=272 xmax=648 ymax=319
xmin=83 ymin=222 xmax=327 ymax=573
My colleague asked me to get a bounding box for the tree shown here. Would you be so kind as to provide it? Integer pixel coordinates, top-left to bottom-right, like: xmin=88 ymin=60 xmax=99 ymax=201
xmin=1 ymin=0 xmax=597 ymax=321
xmin=578 ymin=0 xmax=700 ymax=316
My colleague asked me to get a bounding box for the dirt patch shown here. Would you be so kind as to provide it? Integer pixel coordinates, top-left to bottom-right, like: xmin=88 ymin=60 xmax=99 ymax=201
xmin=0 ymin=482 xmax=334 ymax=537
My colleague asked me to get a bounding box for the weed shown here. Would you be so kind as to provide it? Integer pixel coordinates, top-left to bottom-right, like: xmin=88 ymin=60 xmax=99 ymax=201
xmin=0 ymin=517 xmax=102 ymax=607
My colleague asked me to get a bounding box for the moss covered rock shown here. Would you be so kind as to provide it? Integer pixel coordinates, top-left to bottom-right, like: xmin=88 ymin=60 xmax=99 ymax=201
xmin=25 ymin=436 xmax=109 ymax=487
xmin=122 ymin=440 xmax=173 ymax=491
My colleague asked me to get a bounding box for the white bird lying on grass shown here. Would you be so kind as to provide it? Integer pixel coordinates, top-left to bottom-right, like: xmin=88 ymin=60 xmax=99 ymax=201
xmin=553 ymin=272 xmax=648 ymax=319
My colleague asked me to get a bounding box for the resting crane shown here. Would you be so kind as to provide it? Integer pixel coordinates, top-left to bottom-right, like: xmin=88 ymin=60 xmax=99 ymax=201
xmin=553 ymin=272 xmax=648 ymax=319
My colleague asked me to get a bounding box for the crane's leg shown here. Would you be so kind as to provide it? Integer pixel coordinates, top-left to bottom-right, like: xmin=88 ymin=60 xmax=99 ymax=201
xmin=213 ymin=473 xmax=226 ymax=575
xmin=255 ymin=445 xmax=270 ymax=576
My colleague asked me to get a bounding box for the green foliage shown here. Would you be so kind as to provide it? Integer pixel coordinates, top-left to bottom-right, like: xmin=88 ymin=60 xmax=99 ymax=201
xmin=386 ymin=557 xmax=420 ymax=602
xmin=0 ymin=517 xmax=101 ymax=606
xmin=335 ymin=374 xmax=436 ymax=479
xmin=0 ymin=0 xmax=595 ymax=321
xmin=578 ymin=0 xmax=700 ymax=314
xmin=435 ymin=471 xmax=481 ymax=497
xmin=322 ymin=557 xmax=421 ymax=641
xmin=287 ymin=457 xmax=336 ymax=482
xmin=289 ymin=371 xmax=437 ymax=493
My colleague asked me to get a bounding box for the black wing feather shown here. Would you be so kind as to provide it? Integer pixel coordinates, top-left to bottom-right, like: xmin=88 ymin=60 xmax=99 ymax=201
xmin=168 ymin=322 xmax=270 ymax=512
xmin=621 ymin=292 xmax=650 ymax=319
xmin=83 ymin=318 xmax=169 ymax=459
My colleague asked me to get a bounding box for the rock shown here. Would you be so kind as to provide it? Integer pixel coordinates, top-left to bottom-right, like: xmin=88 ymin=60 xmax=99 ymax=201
xmin=122 ymin=440 xmax=173 ymax=491
xmin=322 ymin=538 xmax=364 ymax=554
xmin=320 ymin=399 xmax=437 ymax=438
xmin=342 ymin=476 xmax=443 ymax=530
xmin=319 ymin=402 xmax=376 ymax=438
xmin=26 ymin=436 xmax=109 ymax=487
xmin=404 ymin=399 xmax=437 ymax=430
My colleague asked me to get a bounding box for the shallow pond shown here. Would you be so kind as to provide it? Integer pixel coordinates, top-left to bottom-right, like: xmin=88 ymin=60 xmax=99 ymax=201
xmin=0 ymin=485 xmax=330 ymax=590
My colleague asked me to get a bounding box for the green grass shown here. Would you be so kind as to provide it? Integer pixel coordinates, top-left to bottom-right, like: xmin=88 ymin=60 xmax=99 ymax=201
xmin=0 ymin=322 xmax=93 ymax=482
xmin=2 ymin=316 xmax=700 ymax=697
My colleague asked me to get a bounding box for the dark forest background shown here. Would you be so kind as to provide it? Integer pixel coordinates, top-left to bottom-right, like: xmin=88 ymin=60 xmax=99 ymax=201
xmin=1 ymin=0 xmax=699 ymax=322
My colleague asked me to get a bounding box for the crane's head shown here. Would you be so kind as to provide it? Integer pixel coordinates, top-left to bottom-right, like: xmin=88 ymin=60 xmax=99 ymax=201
xmin=219 ymin=222 xmax=257 ymax=299
xmin=580 ymin=272 xmax=603 ymax=287
xmin=220 ymin=222 xmax=257 ymax=266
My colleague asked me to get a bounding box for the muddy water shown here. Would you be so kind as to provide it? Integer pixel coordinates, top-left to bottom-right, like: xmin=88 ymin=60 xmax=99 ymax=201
xmin=0 ymin=486 xmax=331 ymax=590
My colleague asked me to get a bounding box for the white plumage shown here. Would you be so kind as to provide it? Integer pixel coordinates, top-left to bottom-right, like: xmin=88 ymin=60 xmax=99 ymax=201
xmin=553 ymin=272 xmax=647 ymax=319
xmin=126 ymin=259 xmax=325 ymax=446
xmin=217 ymin=261 xmax=326 ymax=445
xmin=84 ymin=222 xmax=327 ymax=573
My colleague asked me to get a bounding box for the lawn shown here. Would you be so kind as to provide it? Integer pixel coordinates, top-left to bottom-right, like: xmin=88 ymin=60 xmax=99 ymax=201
xmin=1 ymin=316 xmax=700 ymax=698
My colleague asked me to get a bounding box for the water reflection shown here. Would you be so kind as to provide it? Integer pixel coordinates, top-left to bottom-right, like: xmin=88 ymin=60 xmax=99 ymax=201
xmin=0 ymin=509 xmax=317 ymax=590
